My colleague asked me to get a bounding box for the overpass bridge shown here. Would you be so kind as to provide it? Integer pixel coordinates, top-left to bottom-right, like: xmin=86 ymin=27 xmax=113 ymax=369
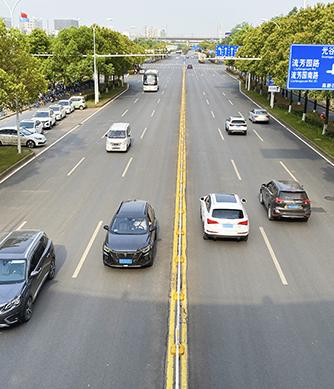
xmin=154 ymin=36 xmax=220 ymax=43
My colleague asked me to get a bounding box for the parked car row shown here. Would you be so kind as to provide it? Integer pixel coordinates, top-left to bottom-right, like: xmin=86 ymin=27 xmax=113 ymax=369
xmin=0 ymin=96 xmax=86 ymax=148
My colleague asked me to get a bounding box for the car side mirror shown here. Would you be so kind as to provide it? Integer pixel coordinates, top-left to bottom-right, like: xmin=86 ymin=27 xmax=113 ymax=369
xmin=200 ymin=197 xmax=205 ymax=201
xmin=31 ymin=268 xmax=41 ymax=277
xmin=105 ymin=134 xmax=107 ymax=137
xmin=241 ymin=198 xmax=247 ymax=203
xmin=150 ymin=225 xmax=156 ymax=232
xmin=103 ymin=225 xmax=109 ymax=231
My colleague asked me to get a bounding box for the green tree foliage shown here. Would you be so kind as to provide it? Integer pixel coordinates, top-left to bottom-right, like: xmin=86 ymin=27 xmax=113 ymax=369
xmin=0 ymin=21 xmax=47 ymax=112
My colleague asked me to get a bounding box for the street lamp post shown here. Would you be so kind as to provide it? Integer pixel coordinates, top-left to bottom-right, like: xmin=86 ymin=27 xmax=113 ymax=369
xmin=1 ymin=0 xmax=23 ymax=27
xmin=93 ymin=25 xmax=99 ymax=105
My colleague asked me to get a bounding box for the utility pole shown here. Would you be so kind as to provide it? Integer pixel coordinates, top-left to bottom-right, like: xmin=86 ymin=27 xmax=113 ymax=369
xmin=1 ymin=0 xmax=23 ymax=27
xmin=93 ymin=25 xmax=99 ymax=105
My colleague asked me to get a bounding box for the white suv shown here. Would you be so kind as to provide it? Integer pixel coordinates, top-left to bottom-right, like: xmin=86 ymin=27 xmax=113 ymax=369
xmin=32 ymin=110 xmax=56 ymax=129
xmin=200 ymin=193 xmax=249 ymax=240
xmin=58 ymin=100 xmax=74 ymax=114
xmin=70 ymin=96 xmax=86 ymax=110
xmin=225 ymin=116 xmax=248 ymax=135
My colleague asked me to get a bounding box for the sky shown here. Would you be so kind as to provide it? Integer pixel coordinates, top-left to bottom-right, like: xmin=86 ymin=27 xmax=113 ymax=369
xmin=0 ymin=0 xmax=333 ymax=36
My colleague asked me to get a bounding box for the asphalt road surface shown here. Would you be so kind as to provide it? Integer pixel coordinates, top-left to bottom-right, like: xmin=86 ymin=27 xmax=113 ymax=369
xmin=1 ymin=55 xmax=334 ymax=389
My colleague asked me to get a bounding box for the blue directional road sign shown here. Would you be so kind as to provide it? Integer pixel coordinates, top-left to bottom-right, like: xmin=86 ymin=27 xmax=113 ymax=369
xmin=215 ymin=45 xmax=239 ymax=58
xmin=287 ymin=44 xmax=334 ymax=90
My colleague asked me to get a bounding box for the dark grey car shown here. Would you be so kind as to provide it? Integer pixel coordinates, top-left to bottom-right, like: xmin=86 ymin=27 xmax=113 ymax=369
xmin=259 ymin=180 xmax=311 ymax=221
xmin=0 ymin=230 xmax=56 ymax=327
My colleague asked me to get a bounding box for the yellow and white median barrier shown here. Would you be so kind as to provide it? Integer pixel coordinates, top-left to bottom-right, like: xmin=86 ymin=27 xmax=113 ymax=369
xmin=165 ymin=66 xmax=188 ymax=389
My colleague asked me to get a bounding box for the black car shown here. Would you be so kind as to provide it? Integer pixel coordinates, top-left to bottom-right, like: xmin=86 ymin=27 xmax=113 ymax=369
xmin=187 ymin=64 xmax=193 ymax=69
xmin=0 ymin=230 xmax=55 ymax=327
xmin=259 ymin=180 xmax=311 ymax=221
xmin=103 ymin=200 xmax=157 ymax=268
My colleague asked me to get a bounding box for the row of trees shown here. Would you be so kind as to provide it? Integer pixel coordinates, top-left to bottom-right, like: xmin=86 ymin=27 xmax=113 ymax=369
xmin=225 ymin=3 xmax=334 ymax=133
xmin=0 ymin=21 xmax=156 ymax=152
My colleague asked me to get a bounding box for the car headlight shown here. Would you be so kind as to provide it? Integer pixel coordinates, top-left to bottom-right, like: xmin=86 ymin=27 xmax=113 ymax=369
xmin=1 ymin=296 xmax=21 ymax=313
xmin=103 ymin=244 xmax=111 ymax=253
xmin=140 ymin=245 xmax=151 ymax=254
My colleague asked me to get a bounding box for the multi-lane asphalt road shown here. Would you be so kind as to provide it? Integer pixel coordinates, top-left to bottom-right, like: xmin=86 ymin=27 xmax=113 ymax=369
xmin=1 ymin=55 xmax=334 ymax=389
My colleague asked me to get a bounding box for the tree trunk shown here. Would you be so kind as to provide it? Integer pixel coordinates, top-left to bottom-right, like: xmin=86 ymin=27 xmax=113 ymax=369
xmin=322 ymin=96 xmax=330 ymax=135
xmin=297 ymin=90 xmax=302 ymax=105
xmin=313 ymin=99 xmax=317 ymax=113
xmin=302 ymin=91 xmax=308 ymax=121
xmin=16 ymin=110 xmax=21 ymax=154
xmin=289 ymin=91 xmax=293 ymax=113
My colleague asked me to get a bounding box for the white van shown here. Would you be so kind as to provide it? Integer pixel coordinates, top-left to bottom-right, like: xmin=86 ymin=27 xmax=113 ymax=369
xmin=105 ymin=123 xmax=131 ymax=152
xmin=70 ymin=96 xmax=87 ymax=110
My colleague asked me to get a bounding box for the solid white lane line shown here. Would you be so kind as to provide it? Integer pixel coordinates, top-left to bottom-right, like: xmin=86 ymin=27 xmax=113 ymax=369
xmin=67 ymin=157 xmax=85 ymax=177
xmin=134 ymin=98 xmax=139 ymax=104
xmin=17 ymin=221 xmax=27 ymax=230
xmin=280 ymin=161 xmax=298 ymax=181
xmin=157 ymin=98 xmax=161 ymax=104
xmin=151 ymin=109 xmax=156 ymax=117
xmin=231 ymin=159 xmax=242 ymax=180
xmin=206 ymin=99 xmax=210 ymax=105
xmin=228 ymin=99 xmax=234 ymax=105
xmin=122 ymin=157 xmax=133 ymax=177
xmin=238 ymin=111 xmax=244 ymax=117
xmin=140 ymin=127 xmax=148 ymax=139
xmin=218 ymin=128 xmax=225 ymax=141
xmin=253 ymin=129 xmax=264 ymax=142
xmin=259 ymin=227 xmax=288 ymax=286
xmin=72 ymin=220 xmax=103 ymax=279
xmin=121 ymin=109 xmax=128 ymax=117
xmin=211 ymin=111 xmax=216 ymax=119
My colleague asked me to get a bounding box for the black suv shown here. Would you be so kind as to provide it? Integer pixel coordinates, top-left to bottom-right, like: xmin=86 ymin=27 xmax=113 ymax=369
xmin=103 ymin=200 xmax=157 ymax=267
xmin=259 ymin=180 xmax=311 ymax=221
xmin=0 ymin=230 xmax=55 ymax=327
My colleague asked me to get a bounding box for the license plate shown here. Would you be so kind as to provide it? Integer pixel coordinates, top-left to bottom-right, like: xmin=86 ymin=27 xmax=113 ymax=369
xmin=119 ymin=258 xmax=133 ymax=265
xmin=287 ymin=204 xmax=300 ymax=209
xmin=222 ymin=224 xmax=233 ymax=228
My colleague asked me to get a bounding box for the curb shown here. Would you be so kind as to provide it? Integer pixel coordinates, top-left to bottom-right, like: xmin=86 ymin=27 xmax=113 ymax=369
xmin=0 ymin=151 xmax=35 ymax=180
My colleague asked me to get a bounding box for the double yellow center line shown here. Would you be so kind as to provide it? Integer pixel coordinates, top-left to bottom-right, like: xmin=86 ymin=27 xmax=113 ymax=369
xmin=165 ymin=66 xmax=188 ymax=388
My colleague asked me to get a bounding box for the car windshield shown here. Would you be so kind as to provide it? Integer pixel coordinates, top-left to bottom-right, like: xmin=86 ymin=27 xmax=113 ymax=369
xmin=59 ymin=101 xmax=69 ymax=106
xmin=212 ymin=209 xmax=244 ymax=219
xmin=280 ymin=191 xmax=307 ymax=200
xmin=111 ymin=217 xmax=148 ymax=235
xmin=51 ymin=106 xmax=60 ymax=111
xmin=256 ymin=110 xmax=267 ymax=115
xmin=0 ymin=259 xmax=26 ymax=283
xmin=108 ymin=130 xmax=126 ymax=139
xmin=232 ymin=120 xmax=246 ymax=125
xmin=144 ymin=74 xmax=157 ymax=85
xmin=35 ymin=112 xmax=49 ymax=117
xmin=20 ymin=129 xmax=33 ymax=136
xmin=20 ymin=121 xmax=33 ymax=128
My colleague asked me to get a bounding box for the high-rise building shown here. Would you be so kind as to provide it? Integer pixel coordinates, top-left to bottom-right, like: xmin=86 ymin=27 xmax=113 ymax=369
xmin=54 ymin=19 xmax=79 ymax=32
xmin=1 ymin=17 xmax=12 ymax=28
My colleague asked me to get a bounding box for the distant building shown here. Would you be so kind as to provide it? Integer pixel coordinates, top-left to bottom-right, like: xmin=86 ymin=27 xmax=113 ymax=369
xmin=54 ymin=19 xmax=79 ymax=32
xmin=144 ymin=26 xmax=166 ymax=39
xmin=20 ymin=17 xmax=44 ymax=34
xmin=1 ymin=16 xmax=12 ymax=28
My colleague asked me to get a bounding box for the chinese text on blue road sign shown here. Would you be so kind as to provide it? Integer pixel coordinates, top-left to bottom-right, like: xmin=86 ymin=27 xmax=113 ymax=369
xmin=216 ymin=45 xmax=239 ymax=58
xmin=287 ymin=44 xmax=334 ymax=90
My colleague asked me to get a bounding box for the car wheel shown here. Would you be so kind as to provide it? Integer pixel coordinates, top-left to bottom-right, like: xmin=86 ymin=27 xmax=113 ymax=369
xmin=243 ymin=131 xmax=247 ymax=135
xmin=80 ymin=105 xmax=84 ymax=110
xmin=227 ymin=130 xmax=232 ymax=135
xmin=242 ymin=235 xmax=249 ymax=241
xmin=0 ymin=141 xmax=3 ymax=146
xmin=302 ymin=217 xmax=309 ymax=222
xmin=26 ymin=140 xmax=35 ymax=148
xmin=259 ymin=191 xmax=264 ymax=204
xmin=203 ymin=232 xmax=209 ymax=240
xmin=267 ymin=206 xmax=274 ymax=220
xmin=48 ymin=257 xmax=56 ymax=280
xmin=20 ymin=296 xmax=33 ymax=323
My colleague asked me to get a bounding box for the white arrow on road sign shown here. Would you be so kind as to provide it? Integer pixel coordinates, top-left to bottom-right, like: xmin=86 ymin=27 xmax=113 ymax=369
xmin=326 ymin=64 xmax=334 ymax=75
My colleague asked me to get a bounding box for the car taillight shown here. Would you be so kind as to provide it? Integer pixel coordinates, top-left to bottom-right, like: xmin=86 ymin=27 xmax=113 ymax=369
xmin=304 ymin=199 xmax=311 ymax=205
xmin=275 ymin=197 xmax=284 ymax=204
xmin=238 ymin=220 xmax=249 ymax=226
xmin=207 ymin=218 xmax=219 ymax=224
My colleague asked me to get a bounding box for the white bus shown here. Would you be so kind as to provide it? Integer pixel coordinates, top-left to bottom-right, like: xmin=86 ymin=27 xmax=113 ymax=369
xmin=143 ymin=70 xmax=159 ymax=92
